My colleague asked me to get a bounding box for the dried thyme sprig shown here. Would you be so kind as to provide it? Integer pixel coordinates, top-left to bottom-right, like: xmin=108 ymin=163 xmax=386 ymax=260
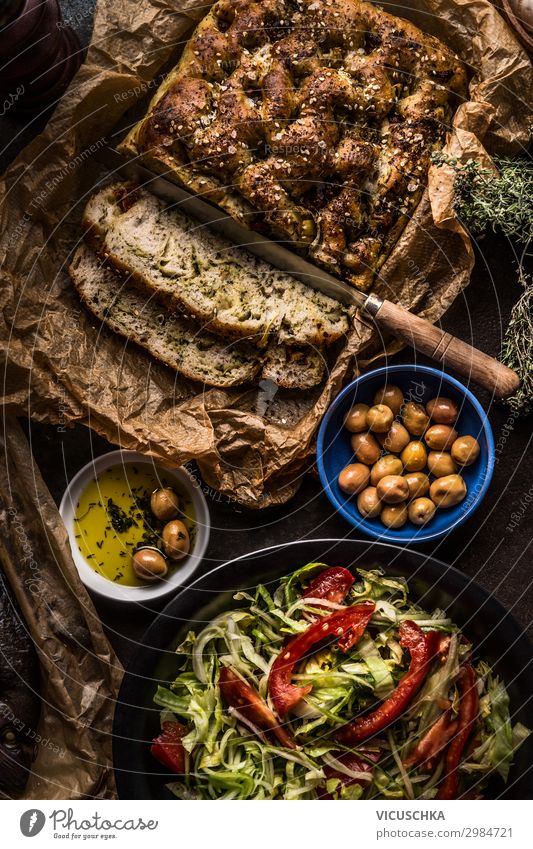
xmin=431 ymin=153 xmax=533 ymax=242
xmin=501 ymin=266 xmax=533 ymax=416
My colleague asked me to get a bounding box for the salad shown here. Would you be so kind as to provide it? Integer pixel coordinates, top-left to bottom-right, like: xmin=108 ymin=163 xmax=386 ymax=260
xmin=150 ymin=563 xmax=529 ymax=800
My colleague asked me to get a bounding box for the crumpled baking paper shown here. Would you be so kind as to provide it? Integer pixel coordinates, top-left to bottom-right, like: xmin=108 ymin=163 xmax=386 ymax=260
xmin=0 ymin=0 xmax=531 ymax=507
xmin=0 ymin=418 xmax=123 ymax=799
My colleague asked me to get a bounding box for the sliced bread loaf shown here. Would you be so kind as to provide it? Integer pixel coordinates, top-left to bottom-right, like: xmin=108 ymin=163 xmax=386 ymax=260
xmin=69 ymin=244 xmax=260 ymax=387
xmin=68 ymin=245 xmax=325 ymax=390
xmin=82 ymin=183 xmax=349 ymax=347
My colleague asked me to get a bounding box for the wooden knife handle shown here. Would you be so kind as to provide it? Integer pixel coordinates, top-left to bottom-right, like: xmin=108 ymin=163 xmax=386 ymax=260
xmin=370 ymin=298 xmax=520 ymax=399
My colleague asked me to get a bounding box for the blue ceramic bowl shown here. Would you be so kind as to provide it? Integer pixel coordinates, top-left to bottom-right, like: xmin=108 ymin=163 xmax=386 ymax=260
xmin=317 ymin=365 xmax=495 ymax=543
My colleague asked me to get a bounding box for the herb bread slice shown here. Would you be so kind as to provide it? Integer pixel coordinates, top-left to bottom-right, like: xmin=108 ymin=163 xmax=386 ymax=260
xmin=82 ymin=183 xmax=349 ymax=347
xmin=69 ymin=245 xmax=325 ymax=390
xmin=262 ymin=345 xmax=326 ymax=390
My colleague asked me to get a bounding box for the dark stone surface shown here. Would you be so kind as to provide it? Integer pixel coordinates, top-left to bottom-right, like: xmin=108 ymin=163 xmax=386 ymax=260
xmin=2 ymin=2 xmax=532 ymax=665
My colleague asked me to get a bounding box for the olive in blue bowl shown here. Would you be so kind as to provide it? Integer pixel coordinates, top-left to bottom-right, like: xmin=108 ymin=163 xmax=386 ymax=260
xmin=317 ymin=364 xmax=494 ymax=544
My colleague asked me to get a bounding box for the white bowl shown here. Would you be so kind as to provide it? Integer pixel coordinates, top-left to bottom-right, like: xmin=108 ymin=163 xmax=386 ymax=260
xmin=59 ymin=450 xmax=210 ymax=604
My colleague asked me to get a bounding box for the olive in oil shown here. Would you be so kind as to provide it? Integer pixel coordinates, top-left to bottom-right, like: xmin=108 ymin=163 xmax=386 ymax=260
xmin=74 ymin=463 xmax=196 ymax=586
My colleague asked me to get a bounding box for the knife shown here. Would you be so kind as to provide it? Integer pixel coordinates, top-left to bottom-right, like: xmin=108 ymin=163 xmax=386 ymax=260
xmin=93 ymin=145 xmax=519 ymax=399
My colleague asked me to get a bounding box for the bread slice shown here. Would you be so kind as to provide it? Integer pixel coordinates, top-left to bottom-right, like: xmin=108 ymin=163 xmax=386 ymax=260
xmin=68 ymin=245 xmax=325 ymax=390
xmin=82 ymin=183 xmax=349 ymax=347
xmin=69 ymin=245 xmax=260 ymax=387
xmin=262 ymin=345 xmax=326 ymax=390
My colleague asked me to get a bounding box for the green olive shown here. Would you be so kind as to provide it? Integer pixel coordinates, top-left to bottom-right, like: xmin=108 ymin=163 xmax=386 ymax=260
xmin=351 ymin=432 xmax=381 ymax=465
xmin=426 ymin=396 xmax=459 ymax=425
xmin=357 ymin=486 xmax=382 ymax=519
xmin=402 ymin=401 xmax=429 ymax=436
xmin=378 ymin=421 xmax=410 ymax=453
xmin=408 ymin=497 xmax=437 ymax=525
xmin=376 ymin=474 xmax=409 ymax=504
xmin=429 ymin=474 xmax=467 ymax=508
xmin=451 ymin=435 xmax=480 ymax=466
xmin=132 ymin=547 xmax=168 ymax=582
xmin=150 ymin=487 xmax=180 ymax=522
xmin=404 ymin=471 xmax=430 ymax=500
xmin=373 ymin=384 xmax=404 ymax=416
xmin=338 ymin=463 xmax=370 ymax=495
xmin=401 ymin=441 xmax=427 ymax=472
xmin=370 ymin=455 xmax=403 ymax=486
xmin=381 ymin=503 xmax=408 ymax=529
xmin=162 ymin=519 xmax=191 ymax=560
xmin=424 ymin=424 xmax=458 ymax=451
xmin=427 ymin=451 xmax=457 ymax=478
xmin=344 ymin=403 xmax=370 ymax=433
xmin=366 ymin=404 xmax=395 ymax=433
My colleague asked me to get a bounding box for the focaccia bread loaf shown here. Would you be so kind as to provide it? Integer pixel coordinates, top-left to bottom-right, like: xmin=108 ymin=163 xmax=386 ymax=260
xmin=121 ymin=0 xmax=467 ymax=291
xmin=69 ymin=244 xmax=327 ymax=389
xmin=83 ymin=182 xmax=349 ymax=346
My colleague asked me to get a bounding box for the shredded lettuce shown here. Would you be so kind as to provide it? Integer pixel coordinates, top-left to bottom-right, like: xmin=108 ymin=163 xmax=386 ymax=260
xmin=280 ymin=561 xmax=330 ymax=606
xmin=465 ymin=671 xmax=530 ymax=781
xmin=351 ymin=569 xmax=408 ymax=604
xmin=357 ymin=636 xmax=396 ymax=698
xmin=410 ymin=632 xmax=460 ymax=729
xmin=486 ymin=677 xmax=514 ymax=780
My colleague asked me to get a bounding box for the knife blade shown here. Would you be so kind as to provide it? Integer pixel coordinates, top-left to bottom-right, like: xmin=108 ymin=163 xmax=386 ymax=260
xmin=90 ymin=143 xmax=519 ymax=398
xmin=92 ymin=144 xmax=365 ymax=310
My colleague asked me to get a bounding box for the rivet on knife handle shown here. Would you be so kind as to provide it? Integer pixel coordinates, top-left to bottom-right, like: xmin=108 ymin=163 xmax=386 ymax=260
xmin=362 ymin=296 xmax=520 ymax=400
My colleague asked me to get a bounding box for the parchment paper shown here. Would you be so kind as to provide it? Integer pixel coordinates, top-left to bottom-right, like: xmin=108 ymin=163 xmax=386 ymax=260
xmin=0 ymin=418 xmax=122 ymax=799
xmin=0 ymin=0 xmax=531 ymax=508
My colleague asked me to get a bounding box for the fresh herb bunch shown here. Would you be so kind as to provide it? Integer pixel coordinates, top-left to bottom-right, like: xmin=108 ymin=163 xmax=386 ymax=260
xmin=432 ymin=152 xmax=533 ymax=415
xmin=501 ymin=267 xmax=533 ymax=416
xmin=431 ymin=153 xmax=532 ymax=242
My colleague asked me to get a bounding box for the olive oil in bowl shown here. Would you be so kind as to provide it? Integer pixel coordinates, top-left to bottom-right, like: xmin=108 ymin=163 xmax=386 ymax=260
xmin=74 ymin=462 xmax=196 ymax=587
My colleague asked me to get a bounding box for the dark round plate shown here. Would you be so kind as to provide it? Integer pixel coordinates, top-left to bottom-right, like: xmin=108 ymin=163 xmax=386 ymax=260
xmin=113 ymin=539 xmax=533 ymax=800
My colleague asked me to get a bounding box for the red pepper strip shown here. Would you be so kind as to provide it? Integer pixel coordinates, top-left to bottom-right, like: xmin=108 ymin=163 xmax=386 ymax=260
xmin=269 ymin=601 xmax=375 ymax=717
xmin=337 ymin=621 xmax=438 ymax=745
xmin=218 ymin=666 xmax=296 ymax=749
xmin=403 ymin=710 xmax=458 ymax=768
xmin=151 ymin=720 xmax=188 ymax=773
xmin=318 ymin=749 xmax=381 ymax=799
xmin=437 ymin=664 xmax=479 ymax=800
xmin=303 ymin=567 xmax=355 ymax=605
